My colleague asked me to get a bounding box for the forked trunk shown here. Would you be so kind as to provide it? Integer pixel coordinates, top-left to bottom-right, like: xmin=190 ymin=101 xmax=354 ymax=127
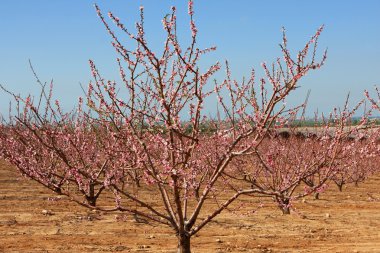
xmin=177 ymin=233 xmax=191 ymax=253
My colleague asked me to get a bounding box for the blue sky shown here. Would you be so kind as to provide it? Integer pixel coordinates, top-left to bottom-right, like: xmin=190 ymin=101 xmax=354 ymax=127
xmin=0 ymin=0 xmax=379 ymax=117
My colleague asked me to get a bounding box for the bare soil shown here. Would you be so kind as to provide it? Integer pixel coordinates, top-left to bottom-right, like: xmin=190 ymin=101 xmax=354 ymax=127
xmin=1 ymin=160 xmax=380 ymax=253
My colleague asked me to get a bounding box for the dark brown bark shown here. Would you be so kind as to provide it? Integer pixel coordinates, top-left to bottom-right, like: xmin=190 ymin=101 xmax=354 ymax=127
xmin=177 ymin=233 xmax=191 ymax=253
xmin=86 ymin=183 xmax=97 ymax=206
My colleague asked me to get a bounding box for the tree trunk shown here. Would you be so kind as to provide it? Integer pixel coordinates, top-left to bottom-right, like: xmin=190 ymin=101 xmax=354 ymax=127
xmin=338 ymin=184 xmax=343 ymax=192
xmin=194 ymin=188 xmax=200 ymax=201
xmin=177 ymin=233 xmax=191 ymax=253
xmin=86 ymin=195 xmax=97 ymax=206
xmin=86 ymin=183 xmax=97 ymax=206
xmin=277 ymin=198 xmax=291 ymax=215
xmin=135 ymin=178 xmax=141 ymax=188
xmin=314 ymin=192 xmax=320 ymax=200
xmin=133 ymin=171 xmax=141 ymax=188
xmin=281 ymin=206 xmax=291 ymax=215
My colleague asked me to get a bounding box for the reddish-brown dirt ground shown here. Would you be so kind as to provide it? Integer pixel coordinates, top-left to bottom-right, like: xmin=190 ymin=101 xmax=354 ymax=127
xmin=1 ymin=160 xmax=380 ymax=253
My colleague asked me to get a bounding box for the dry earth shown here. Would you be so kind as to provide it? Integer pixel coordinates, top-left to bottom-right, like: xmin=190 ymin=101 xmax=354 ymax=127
xmin=1 ymin=160 xmax=380 ymax=253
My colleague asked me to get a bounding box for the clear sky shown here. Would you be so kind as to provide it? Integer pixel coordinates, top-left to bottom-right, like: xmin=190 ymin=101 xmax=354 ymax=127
xmin=0 ymin=0 xmax=379 ymax=117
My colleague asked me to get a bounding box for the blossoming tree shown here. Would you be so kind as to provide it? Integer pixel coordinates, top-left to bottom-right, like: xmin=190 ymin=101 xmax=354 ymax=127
xmin=0 ymin=2 xmax=330 ymax=252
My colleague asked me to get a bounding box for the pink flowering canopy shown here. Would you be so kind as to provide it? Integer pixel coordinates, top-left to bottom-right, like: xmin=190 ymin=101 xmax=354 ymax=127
xmin=1 ymin=1 xmax=379 ymax=253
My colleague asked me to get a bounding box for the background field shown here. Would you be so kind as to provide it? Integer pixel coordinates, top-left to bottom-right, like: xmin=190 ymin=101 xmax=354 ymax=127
xmin=1 ymin=160 xmax=380 ymax=253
